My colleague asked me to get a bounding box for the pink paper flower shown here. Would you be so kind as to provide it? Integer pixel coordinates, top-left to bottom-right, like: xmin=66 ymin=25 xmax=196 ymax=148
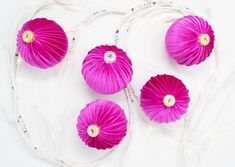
xmin=16 ymin=18 xmax=68 ymax=69
xmin=82 ymin=45 xmax=133 ymax=94
xmin=140 ymin=74 xmax=190 ymax=123
xmin=77 ymin=100 xmax=128 ymax=150
xmin=165 ymin=15 xmax=215 ymax=66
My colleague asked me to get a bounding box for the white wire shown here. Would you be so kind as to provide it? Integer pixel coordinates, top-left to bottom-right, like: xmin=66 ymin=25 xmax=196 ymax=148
xmin=2 ymin=0 xmax=230 ymax=167
xmin=113 ymin=1 xmax=219 ymax=167
xmin=7 ymin=1 xmax=133 ymax=167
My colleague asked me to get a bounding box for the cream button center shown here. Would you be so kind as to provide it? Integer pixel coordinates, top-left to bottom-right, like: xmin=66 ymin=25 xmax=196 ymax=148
xmin=163 ymin=94 xmax=176 ymax=107
xmin=87 ymin=125 xmax=100 ymax=137
xmin=22 ymin=30 xmax=35 ymax=43
xmin=198 ymin=33 xmax=210 ymax=46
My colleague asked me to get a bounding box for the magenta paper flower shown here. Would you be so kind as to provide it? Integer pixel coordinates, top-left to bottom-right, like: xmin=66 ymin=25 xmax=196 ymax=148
xmin=82 ymin=45 xmax=133 ymax=95
xmin=16 ymin=18 xmax=68 ymax=69
xmin=165 ymin=15 xmax=215 ymax=66
xmin=77 ymin=100 xmax=128 ymax=150
xmin=140 ymin=74 xmax=190 ymax=123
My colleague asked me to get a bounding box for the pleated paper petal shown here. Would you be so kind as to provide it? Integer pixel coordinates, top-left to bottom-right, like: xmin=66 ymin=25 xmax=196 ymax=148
xmin=16 ymin=18 xmax=68 ymax=69
xmin=82 ymin=45 xmax=133 ymax=94
xmin=140 ymin=74 xmax=190 ymax=123
xmin=165 ymin=15 xmax=215 ymax=66
xmin=77 ymin=100 xmax=128 ymax=150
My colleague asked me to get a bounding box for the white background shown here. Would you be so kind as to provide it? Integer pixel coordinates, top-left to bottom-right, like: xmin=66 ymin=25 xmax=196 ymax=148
xmin=1 ymin=0 xmax=235 ymax=167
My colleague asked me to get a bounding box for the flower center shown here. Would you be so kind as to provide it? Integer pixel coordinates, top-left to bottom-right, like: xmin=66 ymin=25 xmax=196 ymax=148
xmin=22 ymin=30 xmax=35 ymax=43
xmin=163 ymin=94 xmax=176 ymax=107
xmin=87 ymin=124 xmax=100 ymax=137
xmin=198 ymin=33 xmax=210 ymax=46
xmin=104 ymin=51 xmax=116 ymax=63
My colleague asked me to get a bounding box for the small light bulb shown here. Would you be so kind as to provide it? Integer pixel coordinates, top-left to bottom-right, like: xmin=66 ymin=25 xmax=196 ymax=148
xmin=87 ymin=125 xmax=100 ymax=137
xmin=22 ymin=30 xmax=35 ymax=43
xmin=198 ymin=33 xmax=210 ymax=46
xmin=17 ymin=58 xmax=21 ymax=64
xmin=163 ymin=94 xmax=176 ymax=107
xmin=104 ymin=51 xmax=116 ymax=63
